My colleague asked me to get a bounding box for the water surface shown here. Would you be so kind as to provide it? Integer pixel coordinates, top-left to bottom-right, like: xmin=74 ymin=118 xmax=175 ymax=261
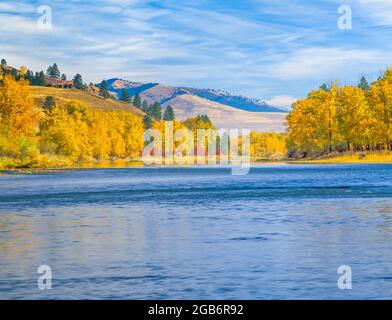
xmin=0 ymin=164 xmax=392 ymax=299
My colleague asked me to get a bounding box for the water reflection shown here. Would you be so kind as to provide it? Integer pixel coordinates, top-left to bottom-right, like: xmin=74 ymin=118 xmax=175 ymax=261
xmin=1 ymin=165 xmax=392 ymax=299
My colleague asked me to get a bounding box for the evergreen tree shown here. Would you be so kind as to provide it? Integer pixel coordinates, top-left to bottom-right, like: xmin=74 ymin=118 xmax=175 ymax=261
xmin=1 ymin=58 xmax=6 ymax=66
xmin=37 ymin=71 xmax=47 ymax=86
xmin=198 ymin=114 xmax=211 ymax=123
xmin=47 ymin=63 xmax=60 ymax=78
xmin=25 ymin=70 xmax=34 ymax=83
xmin=43 ymin=96 xmax=56 ymax=111
xmin=73 ymin=74 xmax=84 ymax=90
xmin=142 ymin=100 xmax=149 ymax=113
xmin=163 ymin=105 xmax=175 ymax=121
xmin=320 ymin=83 xmax=329 ymax=91
xmin=133 ymin=93 xmax=142 ymax=108
xmin=358 ymin=76 xmax=370 ymax=91
xmin=151 ymin=101 xmax=162 ymax=120
xmin=121 ymin=89 xmax=131 ymax=103
xmin=99 ymin=80 xmax=111 ymax=99
xmin=31 ymin=72 xmax=39 ymax=85
xmin=61 ymin=74 xmax=67 ymax=81
xmin=143 ymin=114 xmax=153 ymax=129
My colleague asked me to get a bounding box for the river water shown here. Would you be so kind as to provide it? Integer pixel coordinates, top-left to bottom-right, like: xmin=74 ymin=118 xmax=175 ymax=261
xmin=0 ymin=164 xmax=391 ymax=299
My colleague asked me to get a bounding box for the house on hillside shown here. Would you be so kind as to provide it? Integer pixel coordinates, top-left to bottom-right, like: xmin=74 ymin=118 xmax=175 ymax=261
xmin=0 ymin=65 xmax=14 ymax=72
xmin=0 ymin=65 xmax=19 ymax=75
xmin=46 ymin=76 xmax=74 ymax=88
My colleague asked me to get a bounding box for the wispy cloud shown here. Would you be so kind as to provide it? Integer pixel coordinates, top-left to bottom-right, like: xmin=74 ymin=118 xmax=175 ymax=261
xmin=267 ymin=47 xmax=387 ymax=80
xmin=1 ymin=0 xmax=391 ymax=101
xmin=267 ymin=95 xmax=298 ymax=108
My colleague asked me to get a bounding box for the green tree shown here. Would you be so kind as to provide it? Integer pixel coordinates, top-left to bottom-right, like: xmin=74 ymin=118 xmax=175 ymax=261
xmin=99 ymin=80 xmax=111 ymax=99
xmin=143 ymin=114 xmax=153 ymax=129
xmin=25 ymin=70 xmax=34 ymax=83
xmin=61 ymin=74 xmax=67 ymax=81
xmin=73 ymin=74 xmax=84 ymax=90
xmin=121 ymin=89 xmax=131 ymax=103
xmin=43 ymin=96 xmax=56 ymax=111
xmin=320 ymin=83 xmax=330 ymax=91
xmin=151 ymin=102 xmax=162 ymax=120
xmin=163 ymin=105 xmax=175 ymax=121
xmin=142 ymin=100 xmax=149 ymax=113
xmin=37 ymin=71 xmax=47 ymax=86
xmin=133 ymin=93 xmax=142 ymax=108
xmin=1 ymin=58 xmax=6 ymax=66
xmin=358 ymin=76 xmax=370 ymax=91
xmin=47 ymin=63 xmax=60 ymax=78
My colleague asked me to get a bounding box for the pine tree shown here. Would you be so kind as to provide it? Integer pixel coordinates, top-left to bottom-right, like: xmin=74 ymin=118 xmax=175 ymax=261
xmin=163 ymin=105 xmax=175 ymax=121
xmin=142 ymin=100 xmax=149 ymax=113
xmin=37 ymin=71 xmax=47 ymax=86
xmin=43 ymin=96 xmax=56 ymax=111
xmin=1 ymin=58 xmax=6 ymax=66
xmin=320 ymin=83 xmax=329 ymax=91
xmin=25 ymin=70 xmax=34 ymax=83
xmin=133 ymin=93 xmax=142 ymax=108
xmin=121 ymin=89 xmax=131 ymax=103
xmin=143 ymin=114 xmax=153 ymax=129
xmin=61 ymin=74 xmax=67 ymax=81
xmin=151 ymin=102 xmax=162 ymax=120
xmin=99 ymin=80 xmax=111 ymax=99
xmin=47 ymin=63 xmax=60 ymax=78
xmin=73 ymin=74 xmax=84 ymax=90
xmin=358 ymin=76 xmax=370 ymax=91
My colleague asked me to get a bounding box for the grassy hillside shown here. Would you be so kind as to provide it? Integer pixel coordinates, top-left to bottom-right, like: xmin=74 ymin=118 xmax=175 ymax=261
xmin=30 ymin=86 xmax=144 ymax=116
xmin=162 ymin=93 xmax=287 ymax=132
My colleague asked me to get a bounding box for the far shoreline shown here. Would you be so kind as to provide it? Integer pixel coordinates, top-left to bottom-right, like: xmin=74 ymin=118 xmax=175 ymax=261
xmin=2 ymin=156 xmax=392 ymax=175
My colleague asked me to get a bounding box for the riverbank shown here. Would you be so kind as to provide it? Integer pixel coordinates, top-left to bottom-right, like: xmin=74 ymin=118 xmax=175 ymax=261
xmin=291 ymin=151 xmax=392 ymax=164
xmin=0 ymin=156 xmax=144 ymax=173
xmin=2 ymin=151 xmax=392 ymax=174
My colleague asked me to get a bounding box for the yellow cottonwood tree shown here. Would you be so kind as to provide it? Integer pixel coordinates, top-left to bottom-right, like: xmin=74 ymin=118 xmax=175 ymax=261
xmin=367 ymin=69 xmax=392 ymax=150
xmin=0 ymin=74 xmax=39 ymax=136
xmin=336 ymin=86 xmax=369 ymax=150
xmin=250 ymin=132 xmax=287 ymax=158
xmin=287 ymin=97 xmax=326 ymax=155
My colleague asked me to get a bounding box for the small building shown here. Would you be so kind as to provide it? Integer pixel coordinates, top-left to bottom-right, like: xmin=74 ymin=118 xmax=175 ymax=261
xmin=46 ymin=76 xmax=74 ymax=88
xmin=0 ymin=65 xmax=18 ymax=74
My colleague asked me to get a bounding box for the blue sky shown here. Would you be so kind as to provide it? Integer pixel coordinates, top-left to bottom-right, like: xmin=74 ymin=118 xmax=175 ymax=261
xmin=1 ymin=0 xmax=392 ymax=107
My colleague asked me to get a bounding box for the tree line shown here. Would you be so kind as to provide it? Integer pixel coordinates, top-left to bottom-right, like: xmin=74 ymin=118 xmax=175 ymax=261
xmin=287 ymin=68 xmax=392 ymax=157
xmin=0 ymin=59 xmax=87 ymax=90
xmin=1 ymin=61 xmax=288 ymax=168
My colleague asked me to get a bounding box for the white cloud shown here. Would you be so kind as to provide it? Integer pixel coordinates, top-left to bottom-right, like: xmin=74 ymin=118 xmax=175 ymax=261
xmin=267 ymin=95 xmax=298 ymax=108
xmin=0 ymin=1 xmax=35 ymax=14
xmin=267 ymin=47 xmax=385 ymax=80
xmin=356 ymin=0 xmax=392 ymax=25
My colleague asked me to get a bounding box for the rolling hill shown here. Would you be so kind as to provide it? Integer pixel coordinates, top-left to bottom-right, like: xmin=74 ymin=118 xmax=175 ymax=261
xmin=107 ymin=78 xmax=288 ymax=132
xmin=161 ymin=93 xmax=287 ymax=132
xmin=30 ymin=86 xmax=144 ymax=117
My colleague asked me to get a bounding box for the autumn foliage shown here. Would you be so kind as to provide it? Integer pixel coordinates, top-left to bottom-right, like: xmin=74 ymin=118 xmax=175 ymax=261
xmin=0 ymin=75 xmax=39 ymax=136
xmin=0 ymin=74 xmax=144 ymax=168
xmin=287 ymin=68 xmax=392 ymax=156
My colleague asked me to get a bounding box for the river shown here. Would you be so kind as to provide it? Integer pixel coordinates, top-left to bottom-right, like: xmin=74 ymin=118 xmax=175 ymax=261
xmin=0 ymin=164 xmax=392 ymax=299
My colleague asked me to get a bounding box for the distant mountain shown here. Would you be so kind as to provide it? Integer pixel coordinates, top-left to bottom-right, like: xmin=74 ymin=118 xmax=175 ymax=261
xmin=180 ymin=87 xmax=285 ymax=113
xmin=107 ymin=78 xmax=286 ymax=112
xmin=106 ymin=78 xmax=288 ymax=132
